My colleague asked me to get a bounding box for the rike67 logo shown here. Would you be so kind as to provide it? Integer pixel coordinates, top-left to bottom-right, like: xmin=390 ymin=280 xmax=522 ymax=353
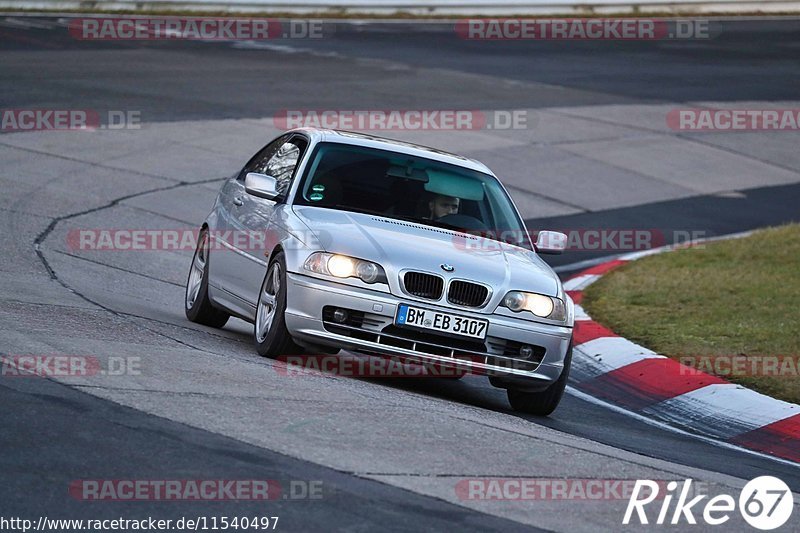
xmin=624 ymin=476 xmax=794 ymax=529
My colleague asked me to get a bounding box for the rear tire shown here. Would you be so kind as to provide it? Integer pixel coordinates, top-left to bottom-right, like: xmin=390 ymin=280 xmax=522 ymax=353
xmin=507 ymin=342 xmax=572 ymax=416
xmin=185 ymin=228 xmax=229 ymax=328
xmin=254 ymin=252 xmax=300 ymax=358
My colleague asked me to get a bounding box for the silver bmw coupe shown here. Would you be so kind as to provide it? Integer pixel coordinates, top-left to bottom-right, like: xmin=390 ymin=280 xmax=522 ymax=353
xmin=185 ymin=128 xmax=574 ymax=415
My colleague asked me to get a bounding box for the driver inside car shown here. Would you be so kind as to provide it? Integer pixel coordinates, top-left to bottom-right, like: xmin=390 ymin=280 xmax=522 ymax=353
xmin=428 ymin=194 xmax=460 ymax=219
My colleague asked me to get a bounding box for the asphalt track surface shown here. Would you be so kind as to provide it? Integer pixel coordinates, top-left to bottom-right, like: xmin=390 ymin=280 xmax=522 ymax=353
xmin=1 ymin=16 xmax=799 ymax=531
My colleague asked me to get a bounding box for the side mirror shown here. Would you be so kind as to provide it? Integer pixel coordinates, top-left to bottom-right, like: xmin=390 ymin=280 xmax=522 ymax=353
xmin=535 ymin=230 xmax=568 ymax=255
xmin=244 ymin=172 xmax=279 ymax=200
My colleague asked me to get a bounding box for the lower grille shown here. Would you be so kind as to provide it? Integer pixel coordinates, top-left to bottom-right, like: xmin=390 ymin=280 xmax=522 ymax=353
xmin=403 ymin=271 xmax=444 ymax=300
xmin=320 ymin=306 xmax=545 ymax=371
xmin=447 ymin=280 xmax=489 ymax=307
xmin=380 ymin=325 xmax=487 ymax=354
xmin=486 ymin=355 xmax=541 ymax=373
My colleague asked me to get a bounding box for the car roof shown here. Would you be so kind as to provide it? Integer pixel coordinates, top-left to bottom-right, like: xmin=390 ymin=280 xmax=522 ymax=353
xmin=288 ymin=127 xmax=495 ymax=176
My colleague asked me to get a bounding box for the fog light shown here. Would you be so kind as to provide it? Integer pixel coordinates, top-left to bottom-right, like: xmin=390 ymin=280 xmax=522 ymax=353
xmin=333 ymin=308 xmax=348 ymax=323
xmin=519 ymin=345 xmax=534 ymax=358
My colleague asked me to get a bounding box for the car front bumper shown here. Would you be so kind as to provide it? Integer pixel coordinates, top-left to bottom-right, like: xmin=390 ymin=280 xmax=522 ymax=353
xmin=283 ymin=272 xmax=573 ymax=390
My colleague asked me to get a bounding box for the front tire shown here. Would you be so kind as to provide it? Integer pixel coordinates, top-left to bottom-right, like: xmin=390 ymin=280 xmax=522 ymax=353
xmin=185 ymin=228 xmax=229 ymax=328
xmin=254 ymin=252 xmax=300 ymax=358
xmin=507 ymin=342 xmax=572 ymax=416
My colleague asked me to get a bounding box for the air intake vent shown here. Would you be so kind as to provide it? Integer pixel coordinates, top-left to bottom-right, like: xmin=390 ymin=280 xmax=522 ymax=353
xmin=448 ymin=280 xmax=489 ymax=308
xmin=371 ymin=217 xmax=480 ymax=240
xmin=403 ymin=271 xmax=444 ymax=300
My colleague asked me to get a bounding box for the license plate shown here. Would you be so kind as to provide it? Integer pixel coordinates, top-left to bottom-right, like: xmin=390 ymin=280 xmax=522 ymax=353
xmin=395 ymin=304 xmax=488 ymax=340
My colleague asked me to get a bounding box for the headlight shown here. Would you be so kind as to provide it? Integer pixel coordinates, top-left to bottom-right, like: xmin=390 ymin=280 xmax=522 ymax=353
xmin=303 ymin=252 xmax=387 ymax=284
xmin=355 ymin=261 xmax=380 ymax=283
xmin=327 ymin=255 xmax=356 ymax=278
xmin=502 ymin=291 xmax=565 ymax=321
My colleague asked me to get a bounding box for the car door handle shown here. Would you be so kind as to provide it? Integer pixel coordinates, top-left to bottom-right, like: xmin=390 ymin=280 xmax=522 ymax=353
xmin=233 ymin=197 xmax=244 ymax=206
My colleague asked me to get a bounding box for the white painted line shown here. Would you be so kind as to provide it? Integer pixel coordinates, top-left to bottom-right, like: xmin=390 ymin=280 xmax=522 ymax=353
xmin=573 ymin=337 xmax=663 ymax=378
xmin=646 ymin=384 xmax=800 ymax=440
xmin=566 ymin=386 xmax=800 ymax=470
xmin=230 ymin=41 xmax=345 ymax=60
xmin=563 ymin=274 xmax=600 ymax=291
xmin=618 ymin=247 xmax=669 ymax=261
xmin=558 ymin=231 xmax=756 ymax=271
xmin=573 ymin=304 xmax=590 ymax=321
xmin=618 ymin=230 xmax=755 ymax=261
xmin=553 ymin=254 xmax=621 ymax=274
xmin=0 ymin=16 xmax=55 ymax=28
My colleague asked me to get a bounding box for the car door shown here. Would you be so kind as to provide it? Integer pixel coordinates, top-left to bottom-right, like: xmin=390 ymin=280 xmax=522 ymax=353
xmin=214 ymin=134 xmax=308 ymax=318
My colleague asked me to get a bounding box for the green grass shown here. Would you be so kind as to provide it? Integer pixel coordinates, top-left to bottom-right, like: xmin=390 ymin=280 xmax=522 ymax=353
xmin=582 ymin=224 xmax=800 ymax=404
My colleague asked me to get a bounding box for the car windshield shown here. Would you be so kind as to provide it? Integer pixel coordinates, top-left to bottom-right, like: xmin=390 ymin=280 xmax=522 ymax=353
xmin=295 ymin=142 xmax=533 ymax=250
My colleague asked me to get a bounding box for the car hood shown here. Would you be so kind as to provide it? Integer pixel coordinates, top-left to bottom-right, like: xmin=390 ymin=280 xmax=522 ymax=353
xmin=293 ymin=206 xmax=560 ymax=298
